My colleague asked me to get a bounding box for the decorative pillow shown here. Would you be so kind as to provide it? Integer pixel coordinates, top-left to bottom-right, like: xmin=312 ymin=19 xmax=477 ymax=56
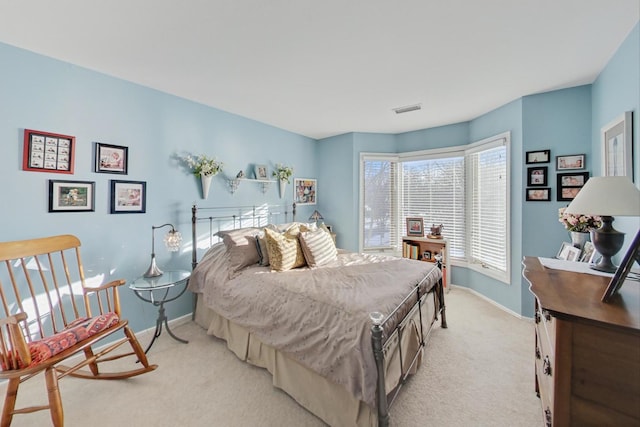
xmin=299 ymin=228 xmax=338 ymax=267
xmin=264 ymin=225 xmax=308 ymax=271
xmin=215 ymin=227 xmax=261 ymax=274
xmin=255 ymin=235 xmax=270 ymax=266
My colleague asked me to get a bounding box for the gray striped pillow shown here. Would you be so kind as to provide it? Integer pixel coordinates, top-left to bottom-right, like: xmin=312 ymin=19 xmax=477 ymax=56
xmin=299 ymin=229 xmax=338 ymax=267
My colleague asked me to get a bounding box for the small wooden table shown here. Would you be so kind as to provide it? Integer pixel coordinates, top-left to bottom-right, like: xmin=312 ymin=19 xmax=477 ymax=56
xmin=522 ymin=257 xmax=640 ymax=426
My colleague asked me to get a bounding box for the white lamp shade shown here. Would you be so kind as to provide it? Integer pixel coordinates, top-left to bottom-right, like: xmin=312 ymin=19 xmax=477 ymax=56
xmin=564 ymin=176 xmax=640 ymax=217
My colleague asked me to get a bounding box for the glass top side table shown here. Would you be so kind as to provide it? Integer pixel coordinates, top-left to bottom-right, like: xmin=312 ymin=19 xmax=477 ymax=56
xmin=129 ymin=269 xmax=190 ymax=353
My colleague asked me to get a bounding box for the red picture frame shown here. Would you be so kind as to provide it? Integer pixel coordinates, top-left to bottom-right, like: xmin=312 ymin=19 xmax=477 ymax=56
xmin=23 ymin=129 xmax=75 ymax=174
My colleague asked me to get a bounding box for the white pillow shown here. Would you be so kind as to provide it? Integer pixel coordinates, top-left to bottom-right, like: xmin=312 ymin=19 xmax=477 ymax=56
xmin=298 ymin=228 xmax=338 ymax=267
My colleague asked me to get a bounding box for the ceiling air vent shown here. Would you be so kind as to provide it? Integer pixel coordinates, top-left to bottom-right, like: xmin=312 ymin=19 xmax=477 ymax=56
xmin=392 ymin=103 xmax=422 ymax=114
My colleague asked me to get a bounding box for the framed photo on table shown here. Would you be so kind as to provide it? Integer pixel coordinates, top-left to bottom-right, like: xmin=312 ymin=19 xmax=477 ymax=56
xmin=48 ymin=180 xmax=95 ymax=212
xmin=294 ymin=178 xmax=317 ymax=205
xmin=556 ymin=242 xmax=581 ymax=261
xmin=406 ymin=217 xmax=424 ymax=237
xmin=23 ymin=129 xmax=75 ymax=174
xmin=110 ymin=180 xmax=146 ymax=214
xmin=601 ymin=111 xmax=633 ymax=179
xmin=95 ymin=143 xmax=128 ymax=174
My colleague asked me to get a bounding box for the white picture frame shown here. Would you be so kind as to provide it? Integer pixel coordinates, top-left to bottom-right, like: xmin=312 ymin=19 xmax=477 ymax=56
xmin=556 ymin=242 xmax=581 ymax=261
xmin=254 ymin=164 xmax=269 ymax=180
xmin=293 ymin=178 xmax=317 ymax=205
xmin=601 ymin=111 xmax=633 ymax=179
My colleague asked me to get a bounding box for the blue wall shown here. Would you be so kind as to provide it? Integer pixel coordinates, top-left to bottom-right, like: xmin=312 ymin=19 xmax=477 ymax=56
xmin=0 ymin=42 xmax=317 ymax=333
xmin=1 ymin=22 xmax=638 ymax=325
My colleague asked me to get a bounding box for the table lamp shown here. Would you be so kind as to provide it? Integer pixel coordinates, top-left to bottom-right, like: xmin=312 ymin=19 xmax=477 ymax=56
xmin=564 ymin=176 xmax=640 ymax=272
xmin=144 ymin=223 xmax=182 ymax=277
xmin=309 ymin=210 xmax=324 ymax=224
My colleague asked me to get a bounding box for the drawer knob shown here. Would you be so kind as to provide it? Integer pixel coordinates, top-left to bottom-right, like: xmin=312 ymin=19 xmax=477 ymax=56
xmin=544 ymin=407 xmax=552 ymax=427
xmin=543 ymin=356 xmax=552 ymax=376
xmin=535 ymin=312 xmax=541 ymax=324
xmin=542 ymin=309 xmax=551 ymax=321
xmin=535 ymin=346 xmax=541 ymax=360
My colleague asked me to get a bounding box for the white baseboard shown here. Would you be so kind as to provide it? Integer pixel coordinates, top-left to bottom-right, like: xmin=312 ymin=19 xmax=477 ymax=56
xmin=450 ymin=284 xmax=532 ymax=321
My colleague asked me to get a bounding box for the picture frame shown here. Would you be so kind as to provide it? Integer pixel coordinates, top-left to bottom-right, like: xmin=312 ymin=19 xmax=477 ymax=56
xmin=556 ymin=242 xmax=581 ymax=261
xmin=293 ymin=178 xmax=317 ymax=205
xmin=527 ymin=166 xmax=547 ymax=186
xmin=525 ymin=188 xmax=550 ymax=201
xmin=110 ymin=180 xmax=146 ymax=214
xmin=556 ymin=154 xmax=585 ymax=171
xmin=406 ymin=217 xmax=424 ymax=237
xmin=525 ymin=150 xmax=550 ymax=164
xmin=602 ymin=229 xmax=640 ymax=302
xmin=556 ymin=172 xmax=589 ymax=201
xmin=48 ymin=180 xmax=95 ymax=212
xmin=95 ymin=143 xmax=128 ymax=174
xmin=254 ymin=164 xmax=269 ymax=180
xmin=601 ymin=111 xmax=633 ymax=179
xmin=23 ymin=129 xmax=75 ymax=174
xmin=580 ymin=241 xmax=595 ymax=263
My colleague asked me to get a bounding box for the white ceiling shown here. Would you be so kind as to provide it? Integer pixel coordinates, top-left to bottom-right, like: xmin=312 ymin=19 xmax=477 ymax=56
xmin=0 ymin=1 xmax=638 ymax=140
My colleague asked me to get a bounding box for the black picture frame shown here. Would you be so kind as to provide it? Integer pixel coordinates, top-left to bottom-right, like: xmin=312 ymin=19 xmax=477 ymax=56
xmin=525 ymin=188 xmax=550 ymax=201
xmin=95 ymin=143 xmax=128 ymax=174
xmin=556 ymin=172 xmax=590 ymax=201
xmin=110 ymin=180 xmax=146 ymax=214
xmin=527 ymin=166 xmax=548 ymax=186
xmin=556 ymin=154 xmax=585 ymax=171
xmin=525 ymin=150 xmax=550 ymax=164
xmin=602 ymin=229 xmax=640 ymax=302
xmin=48 ymin=180 xmax=95 ymax=212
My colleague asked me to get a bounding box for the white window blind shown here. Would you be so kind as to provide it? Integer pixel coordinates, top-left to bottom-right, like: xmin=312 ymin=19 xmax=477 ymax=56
xmin=362 ymin=157 xmax=398 ymax=252
xmin=401 ymin=157 xmax=466 ymax=259
xmin=467 ymin=140 xmax=508 ymax=272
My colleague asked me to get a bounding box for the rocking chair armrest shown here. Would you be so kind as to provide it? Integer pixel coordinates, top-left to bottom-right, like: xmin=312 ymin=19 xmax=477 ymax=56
xmin=0 ymin=312 xmax=28 ymax=327
xmin=85 ymin=279 xmax=126 ymax=293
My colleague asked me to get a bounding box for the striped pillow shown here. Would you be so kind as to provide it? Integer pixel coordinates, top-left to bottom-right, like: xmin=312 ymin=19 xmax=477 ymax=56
xmin=299 ymin=228 xmax=338 ymax=267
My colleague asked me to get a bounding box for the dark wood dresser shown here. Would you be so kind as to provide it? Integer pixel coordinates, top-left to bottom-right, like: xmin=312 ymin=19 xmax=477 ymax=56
xmin=522 ymin=257 xmax=640 ymax=426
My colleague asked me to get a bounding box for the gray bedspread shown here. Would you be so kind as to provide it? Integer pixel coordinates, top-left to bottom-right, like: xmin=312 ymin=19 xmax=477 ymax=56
xmin=189 ymin=247 xmax=441 ymax=408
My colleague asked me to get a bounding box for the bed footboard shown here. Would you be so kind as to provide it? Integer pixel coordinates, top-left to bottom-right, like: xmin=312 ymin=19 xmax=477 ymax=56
xmin=370 ymin=275 xmax=446 ymax=427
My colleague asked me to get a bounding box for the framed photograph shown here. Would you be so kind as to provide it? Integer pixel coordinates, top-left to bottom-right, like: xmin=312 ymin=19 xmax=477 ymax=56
xmin=23 ymin=129 xmax=75 ymax=174
xmin=525 ymin=188 xmax=551 ymax=201
xmin=254 ymin=164 xmax=269 ymax=180
xmin=95 ymin=143 xmax=128 ymax=174
xmin=601 ymin=111 xmax=633 ymax=179
xmin=110 ymin=180 xmax=146 ymax=214
xmin=556 ymin=154 xmax=585 ymax=171
xmin=580 ymin=242 xmax=595 ymax=263
xmin=525 ymin=150 xmax=550 ymax=164
xmin=294 ymin=178 xmax=317 ymax=205
xmin=602 ymin=229 xmax=640 ymax=302
xmin=557 ymin=172 xmax=589 ymax=201
xmin=556 ymin=242 xmax=581 ymax=261
xmin=48 ymin=180 xmax=95 ymax=212
xmin=527 ymin=166 xmax=547 ymax=186
xmin=406 ymin=217 xmax=424 ymax=237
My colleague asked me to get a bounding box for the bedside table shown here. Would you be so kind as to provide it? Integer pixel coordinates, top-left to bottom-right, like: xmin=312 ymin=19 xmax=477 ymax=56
xmin=129 ymin=269 xmax=190 ymax=353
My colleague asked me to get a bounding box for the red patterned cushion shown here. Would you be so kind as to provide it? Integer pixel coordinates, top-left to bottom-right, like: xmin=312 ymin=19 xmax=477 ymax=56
xmin=21 ymin=312 xmax=120 ymax=368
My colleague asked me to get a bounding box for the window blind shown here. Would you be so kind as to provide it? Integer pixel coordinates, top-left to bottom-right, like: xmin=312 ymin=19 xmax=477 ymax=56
xmin=362 ymin=158 xmax=398 ymax=252
xmin=467 ymin=142 xmax=507 ymax=272
xmin=401 ymin=157 xmax=466 ymax=259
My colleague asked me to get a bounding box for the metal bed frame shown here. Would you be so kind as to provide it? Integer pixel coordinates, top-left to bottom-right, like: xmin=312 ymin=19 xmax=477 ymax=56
xmin=190 ymin=203 xmax=447 ymax=427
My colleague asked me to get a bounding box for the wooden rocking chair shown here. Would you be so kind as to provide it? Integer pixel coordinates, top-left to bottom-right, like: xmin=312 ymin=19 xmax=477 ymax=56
xmin=0 ymin=234 xmax=157 ymax=426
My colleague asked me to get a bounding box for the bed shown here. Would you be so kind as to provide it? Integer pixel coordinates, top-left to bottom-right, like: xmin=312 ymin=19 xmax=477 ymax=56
xmin=188 ymin=204 xmax=447 ymax=427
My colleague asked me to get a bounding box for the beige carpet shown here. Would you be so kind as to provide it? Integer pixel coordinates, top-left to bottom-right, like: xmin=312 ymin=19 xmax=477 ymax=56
xmin=3 ymin=287 xmax=542 ymax=426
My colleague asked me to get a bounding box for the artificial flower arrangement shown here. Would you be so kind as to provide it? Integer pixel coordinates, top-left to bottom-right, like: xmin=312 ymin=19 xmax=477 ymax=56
xmin=183 ymin=154 xmax=224 ymax=177
xmin=272 ymin=163 xmax=294 ymax=183
xmin=558 ymin=207 xmax=602 ymax=232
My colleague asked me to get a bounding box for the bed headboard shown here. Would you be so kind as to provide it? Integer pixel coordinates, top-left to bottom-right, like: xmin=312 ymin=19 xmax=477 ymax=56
xmin=191 ymin=203 xmax=296 ymax=269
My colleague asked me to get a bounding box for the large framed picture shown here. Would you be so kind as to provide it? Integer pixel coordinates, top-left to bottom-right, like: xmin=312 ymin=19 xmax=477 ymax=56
xmin=601 ymin=111 xmax=633 ymax=179
xmin=293 ymin=178 xmax=317 ymax=205
xmin=110 ymin=180 xmax=146 ymax=214
xmin=525 ymin=150 xmax=550 ymax=164
xmin=406 ymin=217 xmax=424 ymax=237
xmin=95 ymin=143 xmax=128 ymax=174
xmin=557 ymin=172 xmax=589 ymax=201
xmin=23 ymin=129 xmax=75 ymax=174
xmin=48 ymin=180 xmax=95 ymax=212
xmin=556 ymin=154 xmax=585 ymax=171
